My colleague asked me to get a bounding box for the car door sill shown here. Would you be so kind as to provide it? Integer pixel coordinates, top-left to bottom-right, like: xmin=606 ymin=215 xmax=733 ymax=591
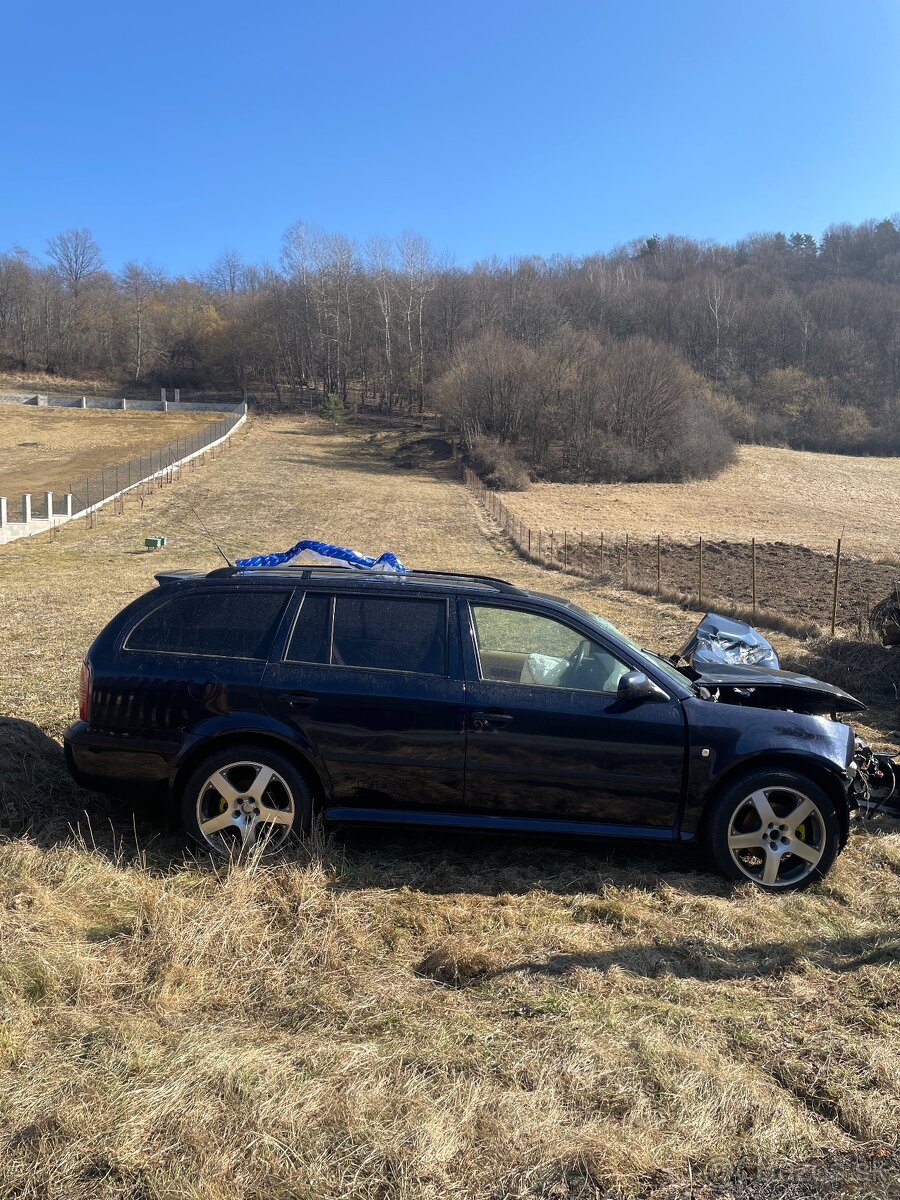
xmin=326 ymin=807 xmax=677 ymax=840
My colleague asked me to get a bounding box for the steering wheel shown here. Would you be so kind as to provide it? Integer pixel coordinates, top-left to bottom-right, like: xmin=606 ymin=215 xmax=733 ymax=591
xmin=562 ymin=638 xmax=591 ymax=683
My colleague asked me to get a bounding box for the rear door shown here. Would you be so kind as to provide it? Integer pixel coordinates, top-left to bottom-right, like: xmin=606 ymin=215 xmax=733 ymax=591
xmin=460 ymin=599 xmax=687 ymax=831
xmin=262 ymin=589 xmax=467 ymax=813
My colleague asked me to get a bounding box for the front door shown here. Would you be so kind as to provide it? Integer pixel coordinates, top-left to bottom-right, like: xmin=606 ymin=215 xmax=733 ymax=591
xmin=262 ymin=590 xmax=466 ymax=814
xmin=461 ymin=600 xmax=686 ymax=831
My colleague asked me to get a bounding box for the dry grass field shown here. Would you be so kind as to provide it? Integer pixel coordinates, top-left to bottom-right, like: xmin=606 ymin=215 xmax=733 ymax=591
xmin=1 ymin=416 xmax=899 ymax=1199
xmin=504 ymin=445 xmax=900 ymax=557
xmin=0 ymin=406 xmax=225 ymax=506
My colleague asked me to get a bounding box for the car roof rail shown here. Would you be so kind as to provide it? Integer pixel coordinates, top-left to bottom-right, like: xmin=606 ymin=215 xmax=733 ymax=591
xmin=197 ymin=563 xmax=523 ymax=594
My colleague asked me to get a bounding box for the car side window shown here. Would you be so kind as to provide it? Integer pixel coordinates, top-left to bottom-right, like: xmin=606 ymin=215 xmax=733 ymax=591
xmin=470 ymin=604 xmax=632 ymax=694
xmin=126 ymin=590 xmax=291 ymax=660
xmin=286 ymin=593 xmax=448 ymax=676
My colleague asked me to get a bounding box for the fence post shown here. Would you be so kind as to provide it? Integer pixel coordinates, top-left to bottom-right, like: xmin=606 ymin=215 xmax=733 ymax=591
xmin=580 ymin=530 xmax=584 ymax=571
xmin=22 ymin=493 xmax=32 ymax=524
xmin=44 ymin=491 xmax=53 ymax=519
xmin=830 ymin=537 xmax=842 ymax=636
xmin=0 ymin=497 xmax=6 ymax=528
xmin=698 ymin=537 xmax=704 ymax=607
xmin=528 ymin=528 xmax=532 ymax=555
xmin=751 ymin=538 xmax=757 ymax=620
xmin=538 ymin=529 xmax=542 ymax=560
xmin=624 ymin=533 xmax=629 ymax=589
xmin=563 ymin=530 xmax=568 ymax=570
xmin=656 ymin=534 xmax=661 ymax=595
xmin=549 ymin=532 xmax=555 ymax=564
xmin=64 ymin=493 xmax=72 ymax=518
xmin=599 ymin=531 xmax=604 ymax=577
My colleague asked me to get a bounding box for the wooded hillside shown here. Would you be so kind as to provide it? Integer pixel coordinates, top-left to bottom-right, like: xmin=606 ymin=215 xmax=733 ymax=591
xmin=3 ymin=217 xmax=899 ymax=478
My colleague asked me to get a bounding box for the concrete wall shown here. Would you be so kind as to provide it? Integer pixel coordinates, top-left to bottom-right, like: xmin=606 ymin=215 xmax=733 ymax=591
xmin=0 ymin=391 xmax=240 ymax=414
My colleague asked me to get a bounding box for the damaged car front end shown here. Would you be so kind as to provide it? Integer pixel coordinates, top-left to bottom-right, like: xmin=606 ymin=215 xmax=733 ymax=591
xmin=675 ymin=612 xmax=899 ymax=818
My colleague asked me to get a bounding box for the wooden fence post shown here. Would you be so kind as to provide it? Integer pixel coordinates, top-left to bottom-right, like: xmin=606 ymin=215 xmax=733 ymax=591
xmin=830 ymin=537 xmax=842 ymax=635
xmin=563 ymin=530 xmax=568 ymax=570
xmin=624 ymin=533 xmax=629 ymax=589
xmin=751 ymin=538 xmax=757 ymax=620
xmin=698 ymin=536 xmax=704 ymax=607
xmin=538 ymin=529 xmax=542 ymax=559
xmin=599 ymin=531 xmax=604 ymax=577
xmin=528 ymin=528 xmax=532 ymax=555
xmin=580 ymin=530 xmax=584 ymax=571
xmin=656 ymin=534 xmax=661 ymax=595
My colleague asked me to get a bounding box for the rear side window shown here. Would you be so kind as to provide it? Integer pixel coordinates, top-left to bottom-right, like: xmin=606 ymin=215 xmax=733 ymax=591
xmin=126 ymin=590 xmax=290 ymax=660
xmin=286 ymin=593 xmax=448 ymax=675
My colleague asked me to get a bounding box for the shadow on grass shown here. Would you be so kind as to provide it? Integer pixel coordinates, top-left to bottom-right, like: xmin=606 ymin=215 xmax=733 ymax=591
xmin=479 ymin=929 xmax=900 ymax=984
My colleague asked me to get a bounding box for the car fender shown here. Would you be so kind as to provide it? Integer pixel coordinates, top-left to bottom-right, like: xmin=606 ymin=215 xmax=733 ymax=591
xmin=678 ymin=697 xmax=854 ymax=837
xmin=169 ymin=711 xmax=334 ymax=805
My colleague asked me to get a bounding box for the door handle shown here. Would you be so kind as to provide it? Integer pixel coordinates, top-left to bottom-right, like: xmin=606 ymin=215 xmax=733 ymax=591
xmin=472 ymin=710 xmax=513 ymax=731
xmin=278 ymin=691 xmax=319 ymax=707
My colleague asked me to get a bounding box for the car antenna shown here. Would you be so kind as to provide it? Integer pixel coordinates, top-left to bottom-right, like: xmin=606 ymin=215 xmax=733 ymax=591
xmin=185 ymin=498 xmax=233 ymax=568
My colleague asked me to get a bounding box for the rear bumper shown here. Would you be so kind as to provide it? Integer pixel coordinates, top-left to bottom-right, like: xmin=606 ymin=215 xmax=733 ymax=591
xmin=64 ymin=721 xmax=179 ymax=796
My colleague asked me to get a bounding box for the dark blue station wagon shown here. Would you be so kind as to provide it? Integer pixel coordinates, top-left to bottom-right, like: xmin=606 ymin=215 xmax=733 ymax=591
xmin=64 ymin=566 xmax=864 ymax=892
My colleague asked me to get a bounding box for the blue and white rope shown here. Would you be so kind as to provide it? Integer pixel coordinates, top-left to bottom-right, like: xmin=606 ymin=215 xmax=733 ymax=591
xmin=236 ymin=538 xmax=407 ymax=573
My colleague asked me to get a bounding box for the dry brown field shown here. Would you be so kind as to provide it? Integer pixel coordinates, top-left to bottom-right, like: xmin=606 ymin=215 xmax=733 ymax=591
xmin=0 ymin=405 xmax=226 ymax=505
xmin=503 ymin=445 xmax=900 ymax=557
xmin=1 ymin=416 xmax=899 ymax=1200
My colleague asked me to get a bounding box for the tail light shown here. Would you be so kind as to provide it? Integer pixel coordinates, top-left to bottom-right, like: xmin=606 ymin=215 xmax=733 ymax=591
xmin=79 ymin=661 xmax=93 ymax=722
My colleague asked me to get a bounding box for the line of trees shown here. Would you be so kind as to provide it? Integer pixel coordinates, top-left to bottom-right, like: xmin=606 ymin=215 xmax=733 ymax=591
xmin=2 ymin=216 xmax=899 ymax=481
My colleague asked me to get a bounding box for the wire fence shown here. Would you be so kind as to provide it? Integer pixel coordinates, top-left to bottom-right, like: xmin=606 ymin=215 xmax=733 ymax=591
xmin=463 ymin=467 xmax=898 ymax=636
xmin=67 ymin=414 xmax=243 ymax=516
xmin=5 ymin=409 xmax=245 ymax=525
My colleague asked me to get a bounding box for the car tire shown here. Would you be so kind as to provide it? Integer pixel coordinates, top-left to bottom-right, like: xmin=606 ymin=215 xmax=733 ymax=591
xmin=181 ymin=743 xmax=313 ymax=858
xmin=704 ymin=767 xmax=841 ymax=892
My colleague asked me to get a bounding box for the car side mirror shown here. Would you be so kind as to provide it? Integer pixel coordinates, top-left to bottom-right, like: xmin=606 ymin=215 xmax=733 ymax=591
xmin=617 ymin=670 xmax=669 ymax=703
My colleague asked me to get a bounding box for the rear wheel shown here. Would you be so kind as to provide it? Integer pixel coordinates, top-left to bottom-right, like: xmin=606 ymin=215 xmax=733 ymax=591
xmin=181 ymin=743 xmax=312 ymax=858
xmin=705 ymin=768 xmax=840 ymax=892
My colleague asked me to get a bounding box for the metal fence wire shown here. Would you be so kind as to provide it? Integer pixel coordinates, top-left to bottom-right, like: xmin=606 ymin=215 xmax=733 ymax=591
xmin=64 ymin=413 xmax=242 ymax=518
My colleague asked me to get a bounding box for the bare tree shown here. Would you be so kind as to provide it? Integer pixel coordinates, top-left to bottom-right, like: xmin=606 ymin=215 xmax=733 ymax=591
xmin=46 ymin=228 xmax=103 ymax=295
xmin=120 ymin=262 xmax=165 ymax=380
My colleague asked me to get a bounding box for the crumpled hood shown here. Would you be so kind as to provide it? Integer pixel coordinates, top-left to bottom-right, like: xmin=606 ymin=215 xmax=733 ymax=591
xmin=688 ymin=662 xmax=867 ymax=714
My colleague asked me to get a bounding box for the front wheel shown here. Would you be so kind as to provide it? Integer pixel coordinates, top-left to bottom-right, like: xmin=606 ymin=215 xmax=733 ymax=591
xmin=181 ymin=743 xmax=312 ymax=858
xmin=704 ymin=768 xmax=841 ymax=892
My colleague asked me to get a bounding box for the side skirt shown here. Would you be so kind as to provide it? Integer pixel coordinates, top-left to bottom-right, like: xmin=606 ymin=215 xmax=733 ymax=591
xmin=326 ymin=806 xmax=680 ymax=841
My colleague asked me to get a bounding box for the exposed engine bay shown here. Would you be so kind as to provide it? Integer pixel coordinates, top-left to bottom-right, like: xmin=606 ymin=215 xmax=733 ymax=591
xmin=674 ymin=612 xmax=899 ymax=816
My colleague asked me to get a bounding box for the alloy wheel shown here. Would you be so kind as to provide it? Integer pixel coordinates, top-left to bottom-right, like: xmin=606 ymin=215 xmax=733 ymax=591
xmin=195 ymin=760 xmax=295 ymax=856
xmin=726 ymin=785 xmax=827 ymax=888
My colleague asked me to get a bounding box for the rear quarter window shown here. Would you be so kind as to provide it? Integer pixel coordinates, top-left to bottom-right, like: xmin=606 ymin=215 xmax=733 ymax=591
xmin=125 ymin=589 xmax=291 ymax=660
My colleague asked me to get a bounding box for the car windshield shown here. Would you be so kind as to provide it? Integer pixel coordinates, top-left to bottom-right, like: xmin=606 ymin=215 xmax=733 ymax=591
xmin=585 ymin=611 xmax=699 ymax=695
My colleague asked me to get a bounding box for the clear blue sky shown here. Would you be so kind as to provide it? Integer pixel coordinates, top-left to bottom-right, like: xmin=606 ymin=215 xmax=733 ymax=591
xmin=4 ymin=0 xmax=900 ymax=275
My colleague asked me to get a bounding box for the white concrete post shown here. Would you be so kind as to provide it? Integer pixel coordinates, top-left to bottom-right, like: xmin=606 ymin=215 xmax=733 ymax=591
xmin=22 ymin=493 xmax=31 ymax=523
xmin=0 ymin=497 xmax=6 ymax=528
xmin=174 ymin=388 xmax=181 ymax=404
xmin=162 ymin=399 xmax=168 ymax=411
xmin=64 ymin=493 xmax=73 ymax=517
xmin=80 ymin=396 xmax=87 ymax=409
xmin=121 ymin=397 xmax=127 ymax=410
xmin=45 ymin=491 xmax=53 ymax=519
xmin=160 ymin=387 xmax=167 ymax=404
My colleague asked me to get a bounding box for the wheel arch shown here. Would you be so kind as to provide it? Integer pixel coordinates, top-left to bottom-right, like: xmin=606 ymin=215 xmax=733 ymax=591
xmin=171 ymin=730 xmax=331 ymax=814
xmin=695 ymin=753 xmax=851 ymax=847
